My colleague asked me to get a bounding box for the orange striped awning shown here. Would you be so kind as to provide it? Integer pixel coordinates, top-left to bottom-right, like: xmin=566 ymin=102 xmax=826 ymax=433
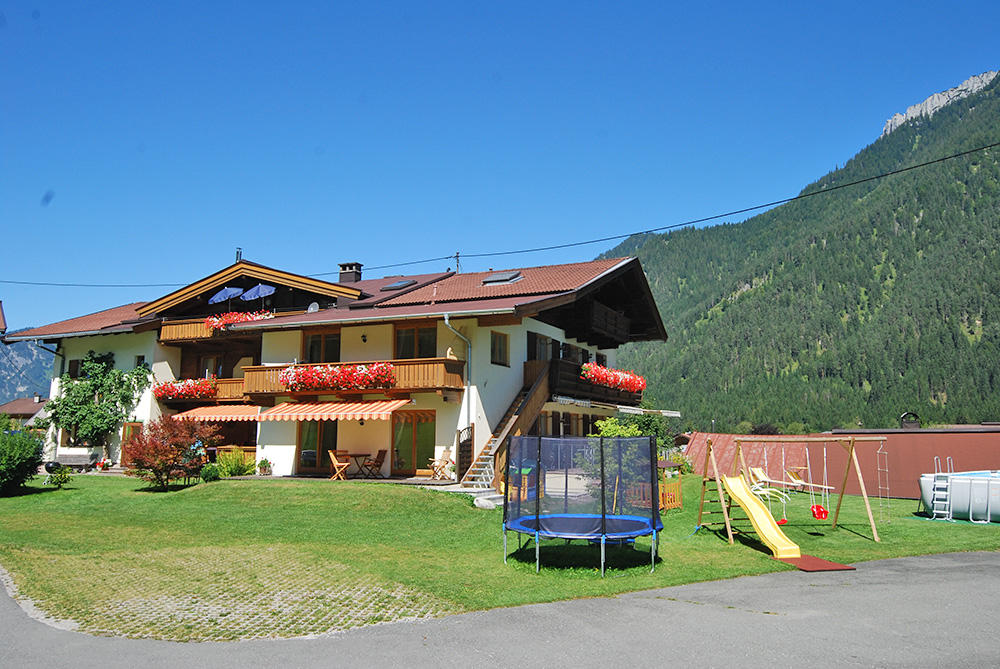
xmin=171 ymin=405 xmax=263 ymax=422
xmin=258 ymin=399 xmax=412 ymax=422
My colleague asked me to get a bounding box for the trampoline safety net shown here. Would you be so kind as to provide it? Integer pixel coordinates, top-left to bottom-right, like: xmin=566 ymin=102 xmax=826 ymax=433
xmin=503 ymin=435 xmax=662 ymax=541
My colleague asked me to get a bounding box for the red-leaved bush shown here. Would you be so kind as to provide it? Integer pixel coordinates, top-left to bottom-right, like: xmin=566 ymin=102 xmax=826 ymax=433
xmin=122 ymin=417 xmax=220 ymax=491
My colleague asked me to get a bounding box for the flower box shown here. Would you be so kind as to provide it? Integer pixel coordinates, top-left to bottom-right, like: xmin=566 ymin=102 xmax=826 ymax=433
xmin=580 ymin=363 xmax=646 ymax=394
xmin=278 ymin=362 xmax=396 ymax=392
xmin=153 ymin=377 xmax=218 ymax=400
xmin=204 ymin=311 xmax=275 ymax=331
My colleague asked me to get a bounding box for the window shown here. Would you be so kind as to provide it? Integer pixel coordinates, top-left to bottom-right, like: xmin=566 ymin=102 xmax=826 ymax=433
xmin=395 ymin=325 xmax=436 ymax=359
xmin=304 ymin=332 xmax=341 ymax=363
xmin=122 ymin=422 xmax=143 ymax=445
xmin=199 ymin=355 xmax=221 ymax=379
xmin=527 ymin=332 xmax=554 ymax=361
xmin=490 ymin=331 xmax=509 ymax=366
xmin=134 ymin=355 xmax=146 ymax=369
xmin=67 ymin=359 xmax=82 ymax=379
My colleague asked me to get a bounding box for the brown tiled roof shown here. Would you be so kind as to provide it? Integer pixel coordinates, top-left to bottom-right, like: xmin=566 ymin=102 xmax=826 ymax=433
xmin=0 ymin=396 xmax=47 ymax=418
xmin=3 ymin=302 xmax=148 ymax=341
xmin=379 ymin=258 xmax=627 ymax=306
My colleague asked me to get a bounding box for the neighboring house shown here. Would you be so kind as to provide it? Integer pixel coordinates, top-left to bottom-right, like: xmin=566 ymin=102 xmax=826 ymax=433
xmin=2 ymin=258 xmax=667 ymax=484
xmin=0 ymin=393 xmax=48 ymax=427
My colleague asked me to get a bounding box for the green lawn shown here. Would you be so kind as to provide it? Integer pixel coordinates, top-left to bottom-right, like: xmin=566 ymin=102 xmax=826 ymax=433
xmin=1 ymin=474 xmax=997 ymax=640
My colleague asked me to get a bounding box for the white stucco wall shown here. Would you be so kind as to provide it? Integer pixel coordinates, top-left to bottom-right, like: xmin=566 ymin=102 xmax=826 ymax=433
xmin=341 ymin=324 xmax=392 ymax=362
xmin=261 ymin=330 xmax=300 ymax=364
xmin=256 ymin=419 xmax=297 ymax=477
xmin=50 ymin=331 xmax=164 ymax=460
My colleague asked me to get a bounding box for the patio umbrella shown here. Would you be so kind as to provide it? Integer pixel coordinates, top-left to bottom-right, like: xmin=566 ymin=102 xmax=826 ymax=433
xmin=208 ymin=286 xmax=244 ymax=304
xmin=240 ymin=283 xmax=275 ymax=301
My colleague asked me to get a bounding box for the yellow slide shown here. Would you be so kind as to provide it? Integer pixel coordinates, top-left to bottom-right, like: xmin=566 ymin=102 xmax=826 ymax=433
xmin=722 ymin=474 xmax=801 ymax=559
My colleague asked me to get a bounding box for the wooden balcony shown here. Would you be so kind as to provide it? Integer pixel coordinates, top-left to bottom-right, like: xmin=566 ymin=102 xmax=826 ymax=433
xmin=154 ymin=377 xmax=248 ymax=403
xmin=160 ymin=319 xmax=214 ymax=341
xmin=545 ymin=358 xmax=643 ymax=406
xmin=216 ymin=378 xmax=248 ymax=401
xmin=241 ymin=358 xmax=466 ymax=396
xmin=159 ymin=312 xmax=304 ymax=342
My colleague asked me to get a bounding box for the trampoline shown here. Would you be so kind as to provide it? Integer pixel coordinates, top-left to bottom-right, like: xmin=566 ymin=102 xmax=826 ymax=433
xmin=503 ymin=435 xmax=663 ymax=576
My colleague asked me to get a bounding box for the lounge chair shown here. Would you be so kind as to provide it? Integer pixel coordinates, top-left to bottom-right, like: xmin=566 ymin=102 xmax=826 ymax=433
xmin=785 ymin=469 xmax=834 ymax=490
xmin=362 ymin=449 xmax=388 ymax=478
xmin=748 ymin=467 xmax=792 ymax=501
xmin=328 ymin=449 xmax=350 ymax=481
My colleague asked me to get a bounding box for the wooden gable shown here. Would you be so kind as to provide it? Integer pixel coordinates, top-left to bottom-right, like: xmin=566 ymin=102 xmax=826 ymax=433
xmin=137 ymin=261 xmax=363 ymax=319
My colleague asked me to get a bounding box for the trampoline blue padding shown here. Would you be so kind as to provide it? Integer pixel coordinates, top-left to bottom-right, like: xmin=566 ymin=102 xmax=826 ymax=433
xmin=505 ymin=513 xmax=663 ymax=540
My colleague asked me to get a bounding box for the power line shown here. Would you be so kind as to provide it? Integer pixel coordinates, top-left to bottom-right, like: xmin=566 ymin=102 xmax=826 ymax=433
xmin=356 ymin=139 xmax=1000 ymax=269
xmin=0 ymin=278 xmax=185 ymax=288
xmin=2 ymin=139 xmax=997 ymax=286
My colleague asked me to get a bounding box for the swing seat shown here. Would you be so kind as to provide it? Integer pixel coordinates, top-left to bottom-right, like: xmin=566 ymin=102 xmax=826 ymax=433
xmin=777 ymin=518 xmax=788 ymax=525
xmin=811 ymin=504 xmax=829 ymax=520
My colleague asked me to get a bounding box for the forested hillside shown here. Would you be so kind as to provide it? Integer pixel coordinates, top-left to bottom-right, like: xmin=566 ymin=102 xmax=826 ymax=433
xmin=608 ymin=74 xmax=1000 ymax=432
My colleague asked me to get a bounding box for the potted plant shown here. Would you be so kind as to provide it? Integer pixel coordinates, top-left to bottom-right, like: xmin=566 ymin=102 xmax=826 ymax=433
xmin=257 ymin=458 xmax=273 ymax=476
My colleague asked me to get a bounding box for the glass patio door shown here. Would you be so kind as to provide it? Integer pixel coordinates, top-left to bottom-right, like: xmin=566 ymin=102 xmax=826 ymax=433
xmin=391 ymin=411 xmax=436 ymax=476
xmin=297 ymin=420 xmax=338 ymax=475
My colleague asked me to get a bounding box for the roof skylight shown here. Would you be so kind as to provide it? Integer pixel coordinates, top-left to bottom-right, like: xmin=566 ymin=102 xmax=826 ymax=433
xmin=482 ymin=270 xmax=522 ymax=285
xmin=380 ymin=279 xmax=418 ymax=292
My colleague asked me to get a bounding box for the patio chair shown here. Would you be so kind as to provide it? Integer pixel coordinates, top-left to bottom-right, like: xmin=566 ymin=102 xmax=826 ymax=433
xmin=362 ymin=449 xmax=388 ymax=479
xmin=328 ymin=449 xmax=350 ymax=481
xmin=429 ymin=448 xmax=453 ymax=480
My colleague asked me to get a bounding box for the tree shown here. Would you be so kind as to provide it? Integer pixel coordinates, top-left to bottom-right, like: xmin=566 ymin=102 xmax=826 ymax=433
xmin=45 ymin=352 xmax=151 ymax=459
xmin=122 ymin=417 xmax=219 ymax=491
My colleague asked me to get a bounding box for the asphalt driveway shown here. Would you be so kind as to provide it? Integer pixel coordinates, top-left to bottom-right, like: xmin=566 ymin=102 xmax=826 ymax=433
xmin=2 ymin=551 xmax=996 ymax=668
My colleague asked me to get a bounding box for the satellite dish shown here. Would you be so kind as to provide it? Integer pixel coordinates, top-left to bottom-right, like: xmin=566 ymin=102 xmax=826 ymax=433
xmin=307 ymin=302 xmax=320 ymax=313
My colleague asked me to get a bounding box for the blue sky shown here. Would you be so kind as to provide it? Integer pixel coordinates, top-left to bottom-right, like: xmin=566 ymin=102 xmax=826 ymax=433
xmin=2 ymin=1 xmax=998 ymax=329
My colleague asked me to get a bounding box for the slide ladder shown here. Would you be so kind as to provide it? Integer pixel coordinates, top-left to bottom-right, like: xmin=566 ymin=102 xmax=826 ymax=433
xmin=721 ymin=474 xmax=800 ymax=559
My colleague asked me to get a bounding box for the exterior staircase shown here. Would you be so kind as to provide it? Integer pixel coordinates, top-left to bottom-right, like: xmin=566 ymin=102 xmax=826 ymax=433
xmin=457 ymin=389 xmax=529 ymax=504
xmin=457 ymin=361 xmax=551 ymax=504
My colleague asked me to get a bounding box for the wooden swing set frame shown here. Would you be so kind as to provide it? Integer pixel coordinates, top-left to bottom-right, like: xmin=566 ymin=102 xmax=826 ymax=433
xmin=697 ymin=435 xmax=885 ymax=544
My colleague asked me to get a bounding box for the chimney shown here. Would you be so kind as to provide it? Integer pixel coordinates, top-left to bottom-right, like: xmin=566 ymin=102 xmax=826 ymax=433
xmin=33 ymin=392 xmax=41 ymax=404
xmin=339 ymin=262 xmax=363 ymax=283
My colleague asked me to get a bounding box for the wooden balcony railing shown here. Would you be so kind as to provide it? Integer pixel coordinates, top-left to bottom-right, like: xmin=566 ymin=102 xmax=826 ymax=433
xmin=547 ymin=358 xmax=643 ymax=406
xmin=215 ymin=378 xmax=248 ymax=400
xmin=241 ymin=358 xmax=465 ymax=395
xmin=160 ymin=319 xmax=215 ymax=341
xmin=159 ymin=311 xmax=305 ymax=342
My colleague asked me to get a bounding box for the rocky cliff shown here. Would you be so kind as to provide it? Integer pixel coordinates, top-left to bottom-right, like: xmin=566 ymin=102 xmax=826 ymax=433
xmin=881 ymin=70 xmax=997 ymax=137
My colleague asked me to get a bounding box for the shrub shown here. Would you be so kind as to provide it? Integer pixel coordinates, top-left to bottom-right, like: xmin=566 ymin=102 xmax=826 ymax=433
xmin=217 ymin=449 xmax=256 ymax=478
xmin=667 ymin=449 xmax=694 ymax=474
xmin=0 ymin=429 xmax=44 ymax=495
xmin=200 ymin=463 xmax=221 ymax=483
xmin=47 ymin=466 xmax=73 ymax=489
xmin=122 ymin=417 xmax=219 ymax=491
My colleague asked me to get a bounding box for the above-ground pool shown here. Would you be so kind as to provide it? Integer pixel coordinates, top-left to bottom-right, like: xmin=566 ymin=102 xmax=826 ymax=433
xmin=919 ymin=471 xmax=1000 ymax=522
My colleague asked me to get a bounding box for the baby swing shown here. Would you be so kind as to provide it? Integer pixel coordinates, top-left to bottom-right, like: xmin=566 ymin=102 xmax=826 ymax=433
xmin=793 ymin=445 xmax=833 ymax=519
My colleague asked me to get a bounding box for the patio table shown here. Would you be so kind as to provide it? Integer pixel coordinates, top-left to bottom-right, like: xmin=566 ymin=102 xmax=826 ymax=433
xmin=347 ymin=453 xmax=370 ymax=478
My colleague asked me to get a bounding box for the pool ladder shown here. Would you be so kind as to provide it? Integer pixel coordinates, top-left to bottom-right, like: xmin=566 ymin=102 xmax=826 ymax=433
xmin=931 ymin=457 xmax=954 ymax=522
xmin=968 ymin=478 xmax=992 ymax=524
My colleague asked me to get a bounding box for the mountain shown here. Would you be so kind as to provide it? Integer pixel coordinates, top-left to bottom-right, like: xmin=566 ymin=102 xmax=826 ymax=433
xmin=606 ymin=71 xmax=1000 ymax=433
xmin=0 ymin=334 xmax=54 ymax=405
